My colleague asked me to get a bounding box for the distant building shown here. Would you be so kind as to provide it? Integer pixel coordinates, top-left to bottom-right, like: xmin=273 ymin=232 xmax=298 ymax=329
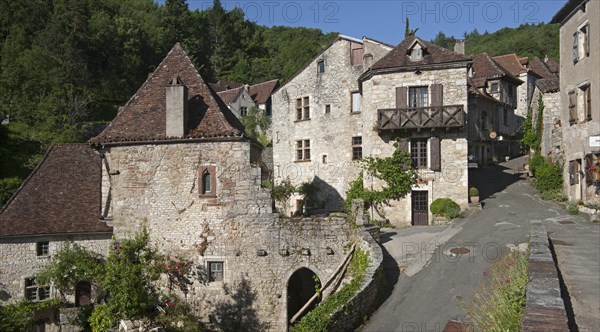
xmin=249 ymin=79 xmax=280 ymax=117
xmin=217 ymin=85 xmax=255 ymax=118
xmin=552 ymin=0 xmax=599 ymax=202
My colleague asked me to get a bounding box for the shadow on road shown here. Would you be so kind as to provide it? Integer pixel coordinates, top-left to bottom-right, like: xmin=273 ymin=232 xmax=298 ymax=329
xmin=379 ymin=231 xmax=397 ymax=244
xmin=375 ymin=241 xmax=400 ymax=308
xmin=469 ymin=159 xmax=527 ymax=202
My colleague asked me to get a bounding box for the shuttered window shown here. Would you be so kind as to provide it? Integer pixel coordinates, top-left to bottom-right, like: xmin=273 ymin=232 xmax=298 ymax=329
xmin=409 ymin=87 xmax=429 ymax=108
xmin=583 ymin=85 xmax=592 ymax=121
xmin=430 ymin=84 xmax=443 ymax=107
xmin=568 ymin=91 xmax=577 ymax=124
xmin=411 ymin=139 xmax=428 ymax=169
xmin=569 ymin=160 xmax=579 ymax=185
xmin=396 ymin=87 xmax=408 ymax=109
xmin=430 ymin=137 xmax=441 ymax=171
xmin=573 ymin=32 xmax=579 ymax=63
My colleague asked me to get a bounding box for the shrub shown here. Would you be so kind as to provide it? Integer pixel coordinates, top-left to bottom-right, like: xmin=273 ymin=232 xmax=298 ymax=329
xmin=567 ymin=203 xmax=579 ymax=215
xmin=430 ymin=198 xmax=461 ymax=219
xmin=534 ymin=161 xmax=563 ymax=193
xmin=540 ymin=189 xmax=567 ymax=202
xmin=528 ymin=154 xmax=545 ymax=175
xmin=88 ymin=304 xmax=115 ymax=332
xmin=469 ymin=187 xmax=479 ymax=197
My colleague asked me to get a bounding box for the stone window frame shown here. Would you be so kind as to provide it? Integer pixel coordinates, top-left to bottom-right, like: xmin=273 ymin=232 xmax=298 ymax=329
xmin=24 ymin=277 xmax=51 ymax=302
xmin=199 ymin=165 xmax=217 ymax=198
xmin=295 ymin=96 xmax=310 ymax=121
xmin=352 ymin=136 xmax=363 ymax=160
xmin=36 ymin=241 xmax=49 ymax=257
xmin=577 ymin=21 xmax=590 ymax=61
xmin=325 ymin=104 xmax=331 ymax=115
xmin=579 ymin=82 xmax=592 ymax=121
xmin=317 ymin=60 xmax=325 ymax=74
xmin=295 ymin=139 xmax=311 ymax=162
xmin=351 ymin=91 xmax=361 ymax=113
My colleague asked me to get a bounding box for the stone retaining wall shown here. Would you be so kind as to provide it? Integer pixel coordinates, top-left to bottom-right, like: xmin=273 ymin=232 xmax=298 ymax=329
xmin=329 ymin=226 xmax=384 ymax=331
xmin=522 ymin=220 xmax=569 ymax=331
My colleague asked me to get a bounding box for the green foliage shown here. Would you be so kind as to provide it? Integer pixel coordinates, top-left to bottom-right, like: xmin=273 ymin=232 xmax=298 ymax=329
xmin=240 ymin=106 xmax=271 ymax=145
xmin=0 ymin=177 xmax=21 ymax=206
xmin=345 ymin=146 xmax=417 ymax=212
xmin=464 ymin=251 xmax=528 ymax=331
xmin=567 ymin=203 xmax=580 ymax=215
xmin=430 ymin=198 xmax=461 ymax=219
xmin=540 ymin=189 xmax=568 ymax=202
xmin=432 ymin=23 xmax=559 ymax=60
xmin=534 ymin=160 xmax=563 ymax=193
xmin=291 ymin=248 xmax=369 ymax=332
xmin=264 ymin=179 xmax=296 ymax=215
xmin=528 ymin=153 xmax=545 ymax=176
xmin=88 ymin=304 xmax=114 ymax=332
xmin=521 ymin=95 xmax=544 ymax=153
xmin=0 ymin=299 xmax=60 ymax=331
xmin=37 ymin=242 xmax=104 ymax=297
xmin=469 ymin=187 xmax=479 ymax=197
xmin=297 ymin=180 xmax=319 ymax=208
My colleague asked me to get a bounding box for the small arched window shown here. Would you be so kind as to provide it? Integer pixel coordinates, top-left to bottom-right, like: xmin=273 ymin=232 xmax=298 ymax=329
xmin=202 ymin=171 xmax=211 ymax=194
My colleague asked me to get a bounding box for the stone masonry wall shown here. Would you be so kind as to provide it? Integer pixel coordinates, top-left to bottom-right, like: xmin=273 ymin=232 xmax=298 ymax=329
xmin=361 ymin=67 xmax=470 ymax=226
xmin=103 ymin=141 xmax=356 ymax=330
xmin=271 ymin=37 xmax=392 ymax=214
xmin=0 ymin=234 xmax=111 ymax=304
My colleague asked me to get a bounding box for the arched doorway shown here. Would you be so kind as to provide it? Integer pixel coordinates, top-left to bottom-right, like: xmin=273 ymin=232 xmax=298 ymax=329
xmin=287 ymin=268 xmax=321 ymax=325
xmin=75 ymin=281 xmax=92 ymax=307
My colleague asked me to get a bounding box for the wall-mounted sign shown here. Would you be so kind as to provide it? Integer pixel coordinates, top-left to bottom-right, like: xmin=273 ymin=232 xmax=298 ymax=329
xmin=590 ymin=136 xmax=600 ymax=147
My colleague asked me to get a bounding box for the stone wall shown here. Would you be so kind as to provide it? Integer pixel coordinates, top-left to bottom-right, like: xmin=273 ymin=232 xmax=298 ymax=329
xmin=271 ymin=37 xmax=392 ymax=213
xmin=361 ymin=67 xmax=470 ymax=226
xmin=101 ymin=140 xmax=357 ymax=330
xmin=329 ymin=226 xmax=384 ymax=331
xmin=0 ymin=234 xmax=111 ymax=304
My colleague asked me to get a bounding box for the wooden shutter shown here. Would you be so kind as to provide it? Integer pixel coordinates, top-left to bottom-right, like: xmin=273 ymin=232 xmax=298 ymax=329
xmin=573 ymin=32 xmax=579 ymax=63
xmin=569 ymin=91 xmax=577 ymax=123
xmin=430 ymin=84 xmax=443 ymax=107
xmin=396 ymin=87 xmax=408 ymax=109
xmin=586 ymin=26 xmax=590 ymax=56
xmin=569 ymin=160 xmax=578 ymax=185
xmin=430 ymin=137 xmax=441 ymax=172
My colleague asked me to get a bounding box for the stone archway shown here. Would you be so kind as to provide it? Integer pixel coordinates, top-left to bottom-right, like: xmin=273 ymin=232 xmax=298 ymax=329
xmin=287 ymin=267 xmax=321 ymax=325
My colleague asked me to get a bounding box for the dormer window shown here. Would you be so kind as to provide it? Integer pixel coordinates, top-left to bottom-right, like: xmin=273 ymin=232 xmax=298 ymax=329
xmin=409 ymin=43 xmax=424 ymax=61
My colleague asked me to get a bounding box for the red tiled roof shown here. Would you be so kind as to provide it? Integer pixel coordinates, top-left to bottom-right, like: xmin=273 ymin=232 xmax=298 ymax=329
xmin=529 ymin=57 xmax=557 ymax=79
xmin=249 ymin=79 xmax=279 ymax=104
xmin=90 ymin=43 xmax=245 ymax=145
xmin=217 ymin=86 xmax=244 ymax=105
xmin=0 ymin=144 xmax=112 ymax=237
xmin=493 ymin=54 xmax=528 ymax=76
xmin=369 ymin=35 xmax=471 ymax=71
xmin=545 ymin=58 xmax=560 ymax=75
xmin=536 ymin=78 xmax=560 ymax=93
xmin=472 ymin=53 xmax=523 ymax=85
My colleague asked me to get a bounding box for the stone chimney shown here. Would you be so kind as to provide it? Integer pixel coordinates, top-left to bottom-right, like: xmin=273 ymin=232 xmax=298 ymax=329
xmin=165 ymin=76 xmax=188 ymax=138
xmin=363 ymin=53 xmax=374 ymax=69
xmin=454 ymin=40 xmax=465 ymax=55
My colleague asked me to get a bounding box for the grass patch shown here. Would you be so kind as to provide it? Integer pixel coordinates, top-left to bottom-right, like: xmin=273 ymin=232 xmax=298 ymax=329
xmin=291 ymin=248 xmax=369 ymax=332
xmin=464 ymin=250 xmax=529 ymax=332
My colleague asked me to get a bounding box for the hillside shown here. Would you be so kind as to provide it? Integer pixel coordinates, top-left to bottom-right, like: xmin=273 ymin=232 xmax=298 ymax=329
xmin=432 ymin=23 xmax=560 ymax=60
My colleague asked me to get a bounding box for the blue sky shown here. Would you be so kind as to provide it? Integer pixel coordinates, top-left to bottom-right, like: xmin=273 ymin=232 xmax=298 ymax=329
xmin=187 ymin=0 xmax=568 ymax=44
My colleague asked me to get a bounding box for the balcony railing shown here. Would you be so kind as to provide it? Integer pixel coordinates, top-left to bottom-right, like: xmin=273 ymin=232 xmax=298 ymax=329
xmin=377 ymin=105 xmax=465 ymax=131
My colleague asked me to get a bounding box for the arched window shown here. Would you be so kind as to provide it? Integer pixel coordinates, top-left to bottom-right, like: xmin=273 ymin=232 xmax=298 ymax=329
xmin=203 ymin=171 xmax=211 ymax=194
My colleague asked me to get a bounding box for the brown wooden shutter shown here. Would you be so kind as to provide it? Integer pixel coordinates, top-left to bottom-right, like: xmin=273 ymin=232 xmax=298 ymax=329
xmin=569 ymin=160 xmax=578 ymax=185
xmin=396 ymin=87 xmax=408 ymax=109
xmin=430 ymin=137 xmax=441 ymax=171
xmin=430 ymin=84 xmax=443 ymax=107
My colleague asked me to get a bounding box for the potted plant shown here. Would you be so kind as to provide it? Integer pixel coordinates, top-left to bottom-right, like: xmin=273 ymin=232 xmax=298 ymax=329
xmin=469 ymin=187 xmax=480 ymax=204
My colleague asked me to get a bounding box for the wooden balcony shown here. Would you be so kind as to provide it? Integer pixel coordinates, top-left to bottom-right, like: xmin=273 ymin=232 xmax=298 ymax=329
xmin=377 ymin=105 xmax=465 ymax=131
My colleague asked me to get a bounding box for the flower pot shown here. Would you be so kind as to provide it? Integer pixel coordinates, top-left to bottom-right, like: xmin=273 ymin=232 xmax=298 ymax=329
xmin=471 ymin=196 xmax=480 ymax=204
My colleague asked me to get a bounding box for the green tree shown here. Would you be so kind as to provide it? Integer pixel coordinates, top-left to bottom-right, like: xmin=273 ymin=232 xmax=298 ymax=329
xmin=240 ymin=106 xmax=270 ymax=144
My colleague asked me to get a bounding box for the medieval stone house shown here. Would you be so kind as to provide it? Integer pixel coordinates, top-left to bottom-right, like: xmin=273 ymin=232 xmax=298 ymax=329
xmin=272 ymin=35 xmax=474 ymax=226
xmin=217 ymin=85 xmax=256 ymax=118
xmin=552 ymin=0 xmax=600 ymax=203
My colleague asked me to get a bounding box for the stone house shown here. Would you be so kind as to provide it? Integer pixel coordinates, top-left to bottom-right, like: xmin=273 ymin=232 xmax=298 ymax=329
xmin=271 ymin=35 xmax=394 ymax=216
xmin=552 ymin=0 xmax=600 ymax=203
xmin=468 ymin=52 xmax=523 ymax=165
xmin=0 ymin=145 xmax=113 ymax=312
xmin=249 ymin=79 xmax=280 ymax=117
xmin=217 ymin=85 xmax=256 ymax=118
xmin=272 ymin=35 xmax=474 ymax=227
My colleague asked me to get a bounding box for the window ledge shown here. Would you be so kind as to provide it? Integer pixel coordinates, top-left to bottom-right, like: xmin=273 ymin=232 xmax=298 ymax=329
xmin=295 ymin=160 xmax=312 ymax=163
xmin=36 ymin=256 xmax=50 ymax=260
xmin=350 ymin=112 xmax=361 ymax=115
xmin=294 ymin=118 xmax=311 ymax=123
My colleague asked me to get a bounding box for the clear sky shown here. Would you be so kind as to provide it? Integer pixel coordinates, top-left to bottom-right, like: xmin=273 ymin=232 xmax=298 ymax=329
xmin=187 ymin=0 xmax=568 ymax=44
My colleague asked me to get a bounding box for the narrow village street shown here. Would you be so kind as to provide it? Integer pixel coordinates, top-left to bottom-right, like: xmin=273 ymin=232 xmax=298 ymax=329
xmin=361 ymin=157 xmax=600 ymax=332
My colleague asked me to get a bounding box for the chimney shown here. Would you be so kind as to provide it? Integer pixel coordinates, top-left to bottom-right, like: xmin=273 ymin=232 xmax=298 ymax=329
xmin=544 ymin=54 xmax=549 ymax=63
xmin=454 ymin=40 xmax=465 ymax=55
xmin=363 ymin=53 xmax=374 ymax=69
xmin=165 ymin=76 xmax=188 ymax=138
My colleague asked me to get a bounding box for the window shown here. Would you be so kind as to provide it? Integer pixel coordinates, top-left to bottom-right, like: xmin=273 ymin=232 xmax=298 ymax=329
xmin=408 ymin=87 xmax=428 ymax=108
xmin=295 ymin=97 xmax=310 ymax=120
xmin=199 ymin=166 xmax=216 ymax=197
xmin=579 ymin=24 xmax=590 ymax=58
xmin=582 ymin=85 xmax=592 ymax=121
xmin=490 ymin=83 xmax=499 ymax=93
xmin=322 ymin=155 xmax=327 ymax=164
xmin=411 ymin=139 xmax=428 ymax=169
xmin=325 ymin=104 xmax=331 ymax=114
xmin=240 ymin=107 xmax=248 ymax=117
xmin=25 ymin=278 xmax=50 ymax=301
xmin=569 ymin=90 xmax=578 ymax=124
xmin=573 ymin=31 xmax=579 ymax=63
xmin=208 ymin=262 xmax=223 ymax=282
xmin=351 ymin=92 xmax=360 ymax=113
xmin=36 ymin=242 xmax=49 ymax=257
xmin=317 ymin=60 xmax=325 ymax=74
xmin=296 ymin=140 xmax=311 ymax=161
xmin=352 ymin=136 xmax=363 ymax=160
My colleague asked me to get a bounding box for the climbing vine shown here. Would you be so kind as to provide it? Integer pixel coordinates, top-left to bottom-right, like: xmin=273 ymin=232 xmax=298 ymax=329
xmin=345 ymin=143 xmax=417 ymax=212
xmin=521 ymin=94 xmax=544 ymax=153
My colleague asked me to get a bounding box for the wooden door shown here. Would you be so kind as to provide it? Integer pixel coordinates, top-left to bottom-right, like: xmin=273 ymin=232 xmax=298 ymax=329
xmin=411 ymin=191 xmax=429 ymax=226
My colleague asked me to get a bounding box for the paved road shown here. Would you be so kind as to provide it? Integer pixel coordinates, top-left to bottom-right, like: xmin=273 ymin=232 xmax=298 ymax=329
xmin=361 ymin=157 xmax=599 ymax=331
